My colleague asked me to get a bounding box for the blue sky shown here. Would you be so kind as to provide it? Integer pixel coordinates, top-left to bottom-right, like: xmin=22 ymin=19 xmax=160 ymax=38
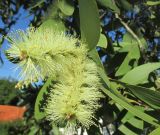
xmin=0 ymin=6 xmax=34 ymax=80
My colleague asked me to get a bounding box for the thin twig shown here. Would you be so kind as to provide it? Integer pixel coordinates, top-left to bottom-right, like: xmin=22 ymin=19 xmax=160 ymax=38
xmin=115 ymin=13 xmax=144 ymax=51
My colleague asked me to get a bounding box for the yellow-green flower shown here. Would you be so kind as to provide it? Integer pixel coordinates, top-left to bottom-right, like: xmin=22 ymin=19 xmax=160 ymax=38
xmin=6 ymin=28 xmax=103 ymax=133
xmin=45 ymin=50 xmax=103 ymax=133
xmin=45 ymin=58 xmax=102 ymax=133
xmin=6 ymin=28 xmax=85 ymax=83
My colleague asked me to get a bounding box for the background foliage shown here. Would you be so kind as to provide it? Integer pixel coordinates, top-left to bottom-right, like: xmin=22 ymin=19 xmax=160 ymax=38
xmin=1 ymin=0 xmax=160 ymax=135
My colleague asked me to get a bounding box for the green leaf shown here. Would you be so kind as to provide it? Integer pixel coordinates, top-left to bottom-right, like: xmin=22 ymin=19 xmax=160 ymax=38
xmin=128 ymin=117 xmax=144 ymax=130
xmin=121 ymin=63 xmax=160 ymax=85
xmin=34 ymin=78 xmax=53 ymax=120
xmin=89 ymin=49 xmax=110 ymax=86
xmin=99 ymin=67 xmax=110 ymax=86
xmin=45 ymin=0 xmax=60 ymax=18
xmin=39 ymin=19 xmax=65 ymax=31
xmin=113 ymin=32 xmax=139 ymax=53
xmin=116 ymin=32 xmax=147 ymax=53
xmin=28 ymin=126 xmax=39 ymax=135
xmin=88 ymin=48 xmax=103 ymax=68
xmin=97 ymin=34 xmax=108 ymax=48
xmin=117 ymin=0 xmax=132 ymax=11
xmin=123 ymin=84 xmax=160 ymax=109
xmin=58 ymin=0 xmax=74 ymax=16
xmin=110 ymin=82 xmax=129 ymax=102
xmin=121 ymin=111 xmax=134 ymax=124
xmin=78 ymin=0 xmax=100 ymax=50
xmin=101 ymin=87 xmax=159 ymax=127
xmin=149 ymin=126 xmax=160 ymax=135
xmin=118 ymin=125 xmax=138 ymax=135
xmin=119 ymin=108 xmax=144 ymax=135
xmin=116 ymin=44 xmax=140 ymax=76
xmin=97 ymin=0 xmax=120 ymax=14
xmin=117 ymin=32 xmax=137 ymax=52
xmin=121 ymin=33 xmax=134 ymax=45
xmin=89 ymin=48 xmax=103 ymax=69
xmin=146 ymin=1 xmax=160 ymax=6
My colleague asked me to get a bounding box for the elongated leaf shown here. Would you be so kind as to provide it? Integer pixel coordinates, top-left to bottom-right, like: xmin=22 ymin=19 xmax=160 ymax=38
xmin=147 ymin=1 xmax=160 ymax=6
xmin=149 ymin=126 xmax=160 ymax=135
xmin=89 ymin=48 xmax=103 ymax=68
xmin=114 ymin=32 xmax=138 ymax=52
xmin=128 ymin=117 xmax=144 ymax=130
xmin=116 ymin=44 xmax=140 ymax=76
xmin=121 ymin=111 xmax=134 ymax=124
xmin=97 ymin=0 xmax=120 ymax=13
xmin=118 ymin=0 xmax=132 ymax=11
xmin=113 ymin=80 xmax=160 ymax=109
xmin=28 ymin=126 xmax=39 ymax=135
xmin=101 ymin=87 xmax=159 ymax=127
xmin=99 ymin=67 xmax=110 ymax=86
xmin=119 ymin=108 xmax=144 ymax=134
xmin=97 ymin=34 xmax=108 ymax=48
xmin=118 ymin=32 xmax=137 ymax=52
xmin=118 ymin=125 xmax=138 ymax=135
xmin=46 ymin=0 xmax=59 ymax=18
xmin=121 ymin=63 xmax=160 ymax=85
xmin=114 ymin=32 xmax=147 ymax=53
xmin=110 ymin=82 xmax=130 ymax=102
xmin=58 ymin=0 xmax=74 ymax=16
xmin=89 ymin=48 xmax=110 ymax=86
xmin=79 ymin=0 xmax=100 ymax=50
xmin=124 ymin=84 xmax=160 ymax=109
xmin=34 ymin=78 xmax=53 ymax=120
xmin=40 ymin=19 xmax=65 ymax=31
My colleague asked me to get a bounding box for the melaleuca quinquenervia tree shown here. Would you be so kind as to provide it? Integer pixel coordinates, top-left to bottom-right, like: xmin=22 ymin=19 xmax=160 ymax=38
xmin=2 ymin=0 xmax=160 ymax=135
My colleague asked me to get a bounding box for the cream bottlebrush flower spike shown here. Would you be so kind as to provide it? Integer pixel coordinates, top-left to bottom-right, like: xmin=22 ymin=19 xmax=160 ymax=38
xmin=6 ymin=28 xmax=82 ymax=84
xmin=6 ymin=28 xmax=55 ymax=84
xmin=46 ymin=55 xmax=103 ymax=134
xmin=6 ymin=28 xmax=103 ymax=133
